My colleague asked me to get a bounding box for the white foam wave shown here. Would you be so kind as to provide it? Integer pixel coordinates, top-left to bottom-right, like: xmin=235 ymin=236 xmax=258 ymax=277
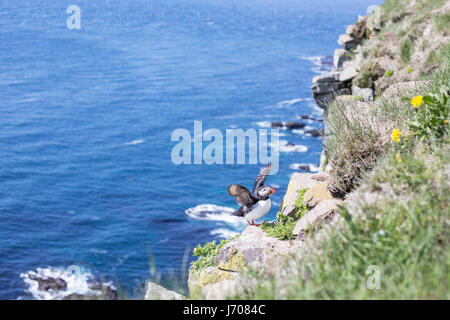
xmin=185 ymin=204 xmax=243 ymax=224
xmin=256 ymin=121 xmax=271 ymax=128
xmin=299 ymin=55 xmax=332 ymax=75
xmin=274 ymin=98 xmax=313 ymax=108
xmin=210 ymin=228 xmax=239 ymax=239
xmin=20 ymin=266 xmax=111 ymax=300
xmin=125 ymin=139 xmax=144 ymax=145
xmin=291 ymin=129 xmax=304 ymax=135
xmin=259 ymin=130 xmax=285 ymax=137
xmin=299 ymin=55 xmax=324 ymax=67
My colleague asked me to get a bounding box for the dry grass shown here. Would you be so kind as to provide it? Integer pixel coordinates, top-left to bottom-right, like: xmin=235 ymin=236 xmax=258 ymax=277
xmin=323 ymin=92 xmax=415 ymax=195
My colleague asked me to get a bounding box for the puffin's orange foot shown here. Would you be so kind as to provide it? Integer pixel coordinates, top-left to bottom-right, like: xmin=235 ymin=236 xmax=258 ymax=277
xmin=251 ymin=220 xmax=261 ymax=227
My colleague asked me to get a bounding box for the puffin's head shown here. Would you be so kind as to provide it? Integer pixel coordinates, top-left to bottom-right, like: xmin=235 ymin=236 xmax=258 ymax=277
xmin=258 ymin=186 xmax=276 ymax=198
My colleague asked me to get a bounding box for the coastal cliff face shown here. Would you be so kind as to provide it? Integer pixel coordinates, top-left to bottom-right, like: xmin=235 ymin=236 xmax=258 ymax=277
xmin=187 ymin=0 xmax=449 ymax=300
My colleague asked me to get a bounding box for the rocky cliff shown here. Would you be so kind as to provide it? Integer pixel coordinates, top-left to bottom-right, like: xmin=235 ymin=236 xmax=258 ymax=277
xmin=187 ymin=0 xmax=449 ymax=299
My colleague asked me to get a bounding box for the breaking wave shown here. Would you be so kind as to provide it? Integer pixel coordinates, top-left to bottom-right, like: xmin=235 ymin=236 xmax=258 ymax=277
xmin=20 ymin=266 xmax=114 ymax=300
xmin=125 ymin=139 xmax=144 ymax=145
xmin=255 ymin=121 xmax=271 ymax=128
xmin=274 ymin=97 xmax=313 ymax=108
xmin=185 ymin=204 xmax=244 ymax=225
xmin=299 ymin=55 xmax=333 ymax=74
xmin=210 ymin=228 xmax=239 ymax=239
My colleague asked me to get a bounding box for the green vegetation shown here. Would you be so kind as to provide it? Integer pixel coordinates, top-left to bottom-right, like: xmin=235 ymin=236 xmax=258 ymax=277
xmin=400 ymin=39 xmax=414 ymax=64
xmin=423 ymin=49 xmax=439 ymax=74
xmin=434 ymin=13 xmax=450 ymax=34
xmin=261 ymin=188 xmax=308 ymax=240
xmin=261 ymin=214 xmax=296 ymax=240
xmin=385 ymin=69 xmax=393 ymax=77
xmin=293 ymin=188 xmax=308 ymax=218
xmin=404 ymin=93 xmax=449 ymax=142
xmin=354 ymin=69 xmax=374 ymax=88
xmin=191 ymin=235 xmax=238 ymax=271
xmin=354 ymin=61 xmax=384 ymax=89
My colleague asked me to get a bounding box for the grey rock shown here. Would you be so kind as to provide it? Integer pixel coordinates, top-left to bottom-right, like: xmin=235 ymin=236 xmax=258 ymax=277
xmin=311 ymin=71 xmax=347 ymax=109
xmin=145 ymin=281 xmax=185 ymax=300
xmin=279 ymin=173 xmax=320 ymax=218
xmin=189 ymin=226 xmax=302 ymax=299
xmin=215 ymin=226 xmax=300 ymax=270
xmin=293 ymin=199 xmax=343 ymax=236
xmin=312 ymin=72 xmax=340 ymax=84
xmin=339 ymin=63 xmax=358 ymax=82
xmin=345 ymin=24 xmax=355 ymax=37
xmin=352 ymin=85 xmax=373 ymax=102
xmin=333 ymin=49 xmax=352 ymax=69
xmin=337 ymin=34 xmax=361 ymax=50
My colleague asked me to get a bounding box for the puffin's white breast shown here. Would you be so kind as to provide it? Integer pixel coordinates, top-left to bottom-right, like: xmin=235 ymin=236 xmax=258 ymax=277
xmin=245 ymin=199 xmax=271 ymax=221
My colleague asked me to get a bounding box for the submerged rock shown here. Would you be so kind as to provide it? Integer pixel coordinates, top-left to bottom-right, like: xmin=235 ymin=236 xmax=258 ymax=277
xmin=62 ymin=283 xmax=118 ymax=300
xmin=299 ymin=115 xmax=323 ymax=122
xmin=290 ymin=163 xmax=318 ymax=172
xmin=284 ymin=121 xmax=306 ymax=129
xmin=271 ymin=121 xmax=283 ymax=128
xmin=28 ymin=274 xmax=67 ymax=292
xmin=304 ymin=129 xmax=323 ymax=137
xmin=87 ymin=282 xmax=118 ymax=300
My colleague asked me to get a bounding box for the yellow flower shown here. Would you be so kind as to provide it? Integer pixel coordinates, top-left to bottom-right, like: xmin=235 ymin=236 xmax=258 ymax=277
xmin=391 ymin=129 xmax=402 ymax=143
xmin=395 ymin=152 xmax=403 ymax=163
xmin=445 ymin=120 xmax=449 ymax=125
xmin=411 ymin=95 xmax=424 ymax=108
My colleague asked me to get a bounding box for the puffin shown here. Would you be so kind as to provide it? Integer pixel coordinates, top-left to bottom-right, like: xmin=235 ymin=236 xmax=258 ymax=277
xmin=227 ymin=163 xmax=275 ymax=226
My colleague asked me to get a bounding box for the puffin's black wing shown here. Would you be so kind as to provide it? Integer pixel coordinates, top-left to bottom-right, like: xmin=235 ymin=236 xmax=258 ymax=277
xmin=227 ymin=184 xmax=255 ymax=208
xmin=251 ymin=163 xmax=272 ymax=199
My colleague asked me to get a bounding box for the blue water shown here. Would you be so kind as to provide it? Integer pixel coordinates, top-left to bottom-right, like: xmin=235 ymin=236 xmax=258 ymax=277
xmin=0 ymin=0 xmax=381 ymax=299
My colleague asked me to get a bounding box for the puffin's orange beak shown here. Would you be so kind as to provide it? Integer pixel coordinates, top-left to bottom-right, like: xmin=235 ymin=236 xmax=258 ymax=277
xmin=269 ymin=187 xmax=276 ymax=194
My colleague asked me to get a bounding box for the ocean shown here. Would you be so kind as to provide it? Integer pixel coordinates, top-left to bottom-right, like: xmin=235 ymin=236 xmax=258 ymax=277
xmin=0 ymin=0 xmax=381 ymax=299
